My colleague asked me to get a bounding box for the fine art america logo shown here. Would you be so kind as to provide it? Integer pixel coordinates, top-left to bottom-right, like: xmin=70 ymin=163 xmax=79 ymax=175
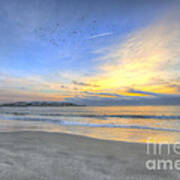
xmin=145 ymin=138 xmax=180 ymax=170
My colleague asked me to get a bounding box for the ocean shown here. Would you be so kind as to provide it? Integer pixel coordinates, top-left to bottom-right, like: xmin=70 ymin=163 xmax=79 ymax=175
xmin=0 ymin=106 xmax=180 ymax=143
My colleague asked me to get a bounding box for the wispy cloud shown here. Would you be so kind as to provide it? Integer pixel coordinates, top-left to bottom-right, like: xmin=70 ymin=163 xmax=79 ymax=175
xmin=89 ymin=32 xmax=113 ymax=39
xmin=127 ymin=88 xmax=163 ymax=97
xmin=86 ymin=8 xmax=180 ymax=96
xmin=72 ymin=80 xmax=99 ymax=87
xmin=0 ymin=1 xmax=180 ymax=105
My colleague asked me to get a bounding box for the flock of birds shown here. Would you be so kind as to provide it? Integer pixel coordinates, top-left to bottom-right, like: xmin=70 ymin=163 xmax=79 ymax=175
xmin=34 ymin=19 xmax=100 ymax=48
xmin=34 ymin=19 xmax=117 ymax=48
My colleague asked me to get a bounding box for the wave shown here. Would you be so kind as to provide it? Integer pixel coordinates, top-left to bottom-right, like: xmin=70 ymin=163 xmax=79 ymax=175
xmin=1 ymin=112 xmax=180 ymax=120
xmin=61 ymin=121 xmax=180 ymax=132
xmin=1 ymin=115 xmax=180 ymax=132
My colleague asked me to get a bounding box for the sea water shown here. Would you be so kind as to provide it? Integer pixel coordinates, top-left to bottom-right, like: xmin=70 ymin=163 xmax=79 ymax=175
xmin=0 ymin=106 xmax=180 ymax=143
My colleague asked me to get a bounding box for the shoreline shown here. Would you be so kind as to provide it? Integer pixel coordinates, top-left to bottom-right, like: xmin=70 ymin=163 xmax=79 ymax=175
xmin=0 ymin=131 xmax=179 ymax=179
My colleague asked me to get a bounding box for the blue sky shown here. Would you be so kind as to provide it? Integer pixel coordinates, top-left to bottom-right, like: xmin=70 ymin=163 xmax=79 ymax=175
xmin=0 ymin=0 xmax=180 ymax=105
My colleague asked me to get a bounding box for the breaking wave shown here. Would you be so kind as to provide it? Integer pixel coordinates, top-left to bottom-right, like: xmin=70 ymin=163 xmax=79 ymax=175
xmin=1 ymin=115 xmax=180 ymax=132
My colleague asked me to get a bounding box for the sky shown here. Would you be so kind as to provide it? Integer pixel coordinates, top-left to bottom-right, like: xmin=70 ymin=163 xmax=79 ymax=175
xmin=0 ymin=0 xmax=180 ymax=105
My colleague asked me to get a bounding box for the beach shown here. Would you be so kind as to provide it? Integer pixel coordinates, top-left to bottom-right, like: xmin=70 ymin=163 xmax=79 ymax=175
xmin=1 ymin=0 xmax=180 ymax=178
xmin=0 ymin=131 xmax=180 ymax=180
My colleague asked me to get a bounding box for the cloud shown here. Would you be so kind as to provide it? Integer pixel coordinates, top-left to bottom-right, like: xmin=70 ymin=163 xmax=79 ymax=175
xmin=0 ymin=2 xmax=180 ymax=105
xmin=0 ymin=72 xmax=92 ymax=102
xmin=89 ymin=32 xmax=113 ymax=39
xmin=85 ymin=7 xmax=180 ymax=96
xmin=83 ymin=91 xmax=126 ymax=98
xmin=65 ymin=94 xmax=180 ymax=106
xmin=127 ymin=89 xmax=162 ymax=97
xmin=0 ymin=89 xmax=64 ymax=103
xmin=72 ymin=80 xmax=99 ymax=87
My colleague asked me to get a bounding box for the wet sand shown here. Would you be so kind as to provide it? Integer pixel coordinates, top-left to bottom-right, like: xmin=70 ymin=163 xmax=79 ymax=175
xmin=0 ymin=131 xmax=179 ymax=180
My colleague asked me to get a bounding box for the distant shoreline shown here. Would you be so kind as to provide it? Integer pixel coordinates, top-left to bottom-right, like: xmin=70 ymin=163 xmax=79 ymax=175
xmin=0 ymin=101 xmax=85 ymax=107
